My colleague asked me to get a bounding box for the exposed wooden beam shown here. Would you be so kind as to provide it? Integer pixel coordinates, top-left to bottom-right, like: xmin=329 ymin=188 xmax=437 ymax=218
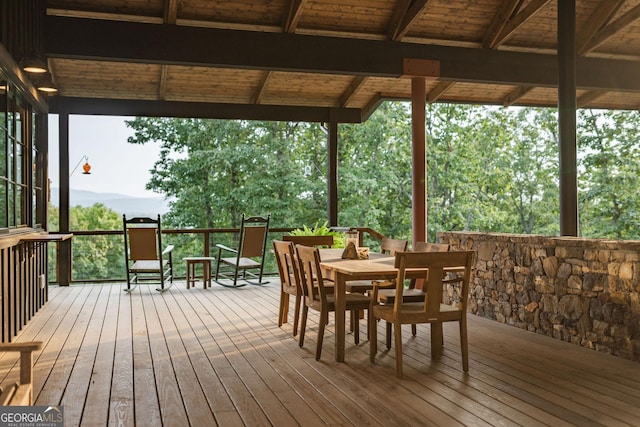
xmin=45 ymin=16 xmax=640 ymax=92
xmin=576 ymin=0 xmax=624 ymax=55
xmin=158 ymin=0 xmax=178 ymax=102
xmin=490 ymin=0 xmax=552 ymax=48
xmin=253 ymin=71 xmax=273 ymax=104
xmin=502 ymin=85 xmax=534 ymax=107
xmin=427 ymin=81 xmax=454 ymax=103
xmin=163 ymin=0 xmax=178 ymax=24
xmin=387 ymin=0 xmax=430 ymax=41
xmin=577 ymin=90 xmax=607 ymax=108
xmin=339 ymin=76 xmax=368 ymax=107
xmin=483 ymin=0 xmax=523 ymax=48
xmin=386 ymin=0 xmax=411 ymax=40
xmin=581 ymin=4 xmax=640 ymax=55
xmin=47 ymin=97 xmax=363 ymax=123
xmin=283 ymin=0 xmax=307 ymax=33
xmin=361 ymin=93 xmax=384 ymax=121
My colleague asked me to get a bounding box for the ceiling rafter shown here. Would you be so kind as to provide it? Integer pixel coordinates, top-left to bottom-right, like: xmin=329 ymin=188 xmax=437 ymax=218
xmin=283 ymin=0 xmax=307 ymax=33
xmin=581 ymin=4 xmax=640 ymax=55
xmin=158 ymin=0 xmax=178 ymax=100
xmin=576 ymin=0 xmax=624 ymax=55
xmin=483 ymin=0 xmax=523 ymax=48
xmin=502 ymin=86 xmax=534 ymax=107
xmin=386 ymin=0 xmax=430 ymax=41
xmin=577 ymin=90 xmax=606 ymax=108
xmin=339 ymin=76 xmax=368 ymax=107
xmin=490 ymin=0 xmax=552 ymax=48
xmin=427 ymin=81 xmax=455 ymax=103
xmin=361 ymin=93 xmax=384 ymax=121
xmin=253 ymin=71 xmax=273 ymax=104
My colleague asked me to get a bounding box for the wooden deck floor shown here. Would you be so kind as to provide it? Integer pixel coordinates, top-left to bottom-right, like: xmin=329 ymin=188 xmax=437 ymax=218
xmin=1 ymin=280 xmax=639 ymax=427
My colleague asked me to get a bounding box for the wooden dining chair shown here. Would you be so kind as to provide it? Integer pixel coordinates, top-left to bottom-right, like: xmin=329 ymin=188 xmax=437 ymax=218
xmin=273 ymin=240 xmax=305 ymax=336
xmin=369 ymin=250 xmax=475 ymax=378
xmin=296 ymin=244 xmax=371 ymax=360
xmin=346 ymin=237 xmax=408 ymax=294
xmin=282 ymin=234 xmax=334 ymax=248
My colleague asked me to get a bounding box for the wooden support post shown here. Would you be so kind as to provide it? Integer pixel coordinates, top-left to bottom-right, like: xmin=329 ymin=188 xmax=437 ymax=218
xmin=58 ymin=111 xmax=71 ymax=285
xmin=411 ymin=77 xmax=427 ymax=247
xmin=558 ymin=0 xmax=579 ymax=236
xmin=327 ymin=111 xmax=338 ymax=227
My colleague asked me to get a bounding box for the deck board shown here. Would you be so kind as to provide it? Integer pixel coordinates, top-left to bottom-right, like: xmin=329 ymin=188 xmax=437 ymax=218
xmin=2 ymin=281 xmax=638 ymax=427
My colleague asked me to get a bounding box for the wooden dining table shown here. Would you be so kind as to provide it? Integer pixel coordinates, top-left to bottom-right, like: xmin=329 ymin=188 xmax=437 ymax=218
xmin=319 ymin=249 xmax=401 ymax=362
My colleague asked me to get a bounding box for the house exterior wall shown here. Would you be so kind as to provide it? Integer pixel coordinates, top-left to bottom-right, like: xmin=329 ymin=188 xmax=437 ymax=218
xmin=437 ymin=231 xmax=640 ymax=362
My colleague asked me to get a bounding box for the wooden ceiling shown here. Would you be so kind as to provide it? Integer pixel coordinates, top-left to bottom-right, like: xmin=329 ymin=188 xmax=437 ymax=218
xmin=43 ymin=0 xmax=640 ymax=122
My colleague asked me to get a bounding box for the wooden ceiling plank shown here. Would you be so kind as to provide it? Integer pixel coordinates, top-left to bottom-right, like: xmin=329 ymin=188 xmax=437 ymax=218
xmin=45 ymin=16 xmax=640 ymax=93
xmin=502 ymin=86 xmax=534 ymax=107
xmin=483 ymin=0 xmax=523 ymax=48
xmin=577 ymin=90 xmax=607 ymax=108
xmin=576 ymin=0 xmax=624 ymax=55
xmin=391 ymin=0 xmax=431 ymax=41
xmin=427 ymin=81 xmax=455 ymax=103
xmin=158 ymin=65 xmax=168 ymax=100
xmin=164 ymin=0 xmax=179 ymax=25
xmin=253 ymin=71 xmax=273 ymax=104
xmin=582 ymin=4 xmax=640 ymax=54
xmin=339 ymin=76 xmax=368 ymax=107
xmin=492 ymin=0 xmax=552 ymax=48
xmin=283 ymin=0 xmax=307 ymax=33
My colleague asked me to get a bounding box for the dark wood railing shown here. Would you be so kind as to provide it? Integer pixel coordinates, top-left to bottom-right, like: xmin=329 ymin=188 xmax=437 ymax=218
xmin=49 ymin=226 xmax=383 ymax=284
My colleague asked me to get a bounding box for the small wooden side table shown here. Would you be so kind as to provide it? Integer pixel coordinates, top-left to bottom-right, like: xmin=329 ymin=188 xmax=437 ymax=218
xmin=184 ymin=257 xmax=216 ymax=289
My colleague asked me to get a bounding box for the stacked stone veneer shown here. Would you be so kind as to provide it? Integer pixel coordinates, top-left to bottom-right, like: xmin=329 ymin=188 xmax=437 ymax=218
xmin=436 ymin=231 xmax=640 ymax=362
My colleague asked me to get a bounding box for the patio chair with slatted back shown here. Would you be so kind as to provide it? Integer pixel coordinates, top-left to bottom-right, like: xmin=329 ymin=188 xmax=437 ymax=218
xmin=214 ymin=214 xmax=271 ymax=287
xmin=370 ymin=250 xmax=475 ymax=378
xmin=282 ymin=234 xmax=334 ymax=248
xmin=123 ymin=214 xmax=174 ymax=292
xmin=273 ymin=240 xmax=304 ymax=336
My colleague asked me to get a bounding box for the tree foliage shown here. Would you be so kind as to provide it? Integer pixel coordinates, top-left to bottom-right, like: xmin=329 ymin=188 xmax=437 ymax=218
xmin=52 ymin=104 xmax=640 ymax=281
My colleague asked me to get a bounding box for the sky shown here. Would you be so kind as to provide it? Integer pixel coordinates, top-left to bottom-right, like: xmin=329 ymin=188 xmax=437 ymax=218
xmin=48 ymin=115 xmax=162 ymax=198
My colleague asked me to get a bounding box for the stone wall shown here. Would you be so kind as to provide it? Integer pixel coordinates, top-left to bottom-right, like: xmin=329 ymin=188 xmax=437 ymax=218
xmin=436 ymin=231 xmax=640 ymax=362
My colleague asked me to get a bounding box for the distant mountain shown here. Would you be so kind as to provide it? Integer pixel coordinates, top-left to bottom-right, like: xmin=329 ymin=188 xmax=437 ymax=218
xmin=50 ymin=188 xmax=171 ymax=218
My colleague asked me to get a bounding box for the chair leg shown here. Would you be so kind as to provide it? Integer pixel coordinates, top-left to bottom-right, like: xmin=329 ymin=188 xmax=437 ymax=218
xmin=394 ymin=321 xmax=403 ymax=379
xmin=299 ymin=306 xmax=308 ymax=348
xmin=292 ymin=295 xmax=302 ymax=337
xmin=278 ymin=292 xmax=289 ymax=327
xmin=411 ymin=324 xmax=417 ymax=336
xmin=386 ymin=322 xmax=392 ymax=349
xmin=316 ymin=311 xmax=327 ymax=361
xmin=353 ymin=311 xmax=360 ymax=345
xmin=460 ymin=318 xmax=469 ymax=372
xmin=370 ymin=313 xmax=378 ymax=363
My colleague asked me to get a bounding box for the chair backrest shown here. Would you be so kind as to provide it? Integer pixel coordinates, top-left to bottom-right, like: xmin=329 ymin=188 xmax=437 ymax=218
xmin=238 ymin=214 xmax=270 ymax=258
xmin=282 ymin=235 xmax=334 ymax=248
xmin=123 ymin=215 xmax=162 ymax=261
xmin=295 ymin=244 xmax=329 ymax=304
xmin=393 ymin=251 xmax=474 ymax=318
xmin=381 ymin=237 xmax=408 ymax=255
xmin=273 ymin=240 xmax=300 ymax=292
xmin=413 ymin=241 xmax=450 ymax=252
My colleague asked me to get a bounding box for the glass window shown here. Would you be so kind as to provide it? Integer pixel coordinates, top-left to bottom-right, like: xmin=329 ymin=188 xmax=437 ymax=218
xmin=0 ymin=72 xmax=44 ymax=231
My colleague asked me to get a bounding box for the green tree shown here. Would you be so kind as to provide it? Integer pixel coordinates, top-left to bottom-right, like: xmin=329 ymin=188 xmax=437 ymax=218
xmin=578 ymin=109 xmax=640 ymax=238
